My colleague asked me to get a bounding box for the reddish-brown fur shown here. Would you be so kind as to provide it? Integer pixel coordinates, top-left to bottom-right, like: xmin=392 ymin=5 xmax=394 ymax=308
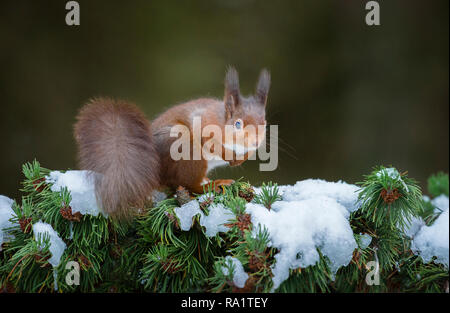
xmin=74 ymin=67 xmax=270 ymax=218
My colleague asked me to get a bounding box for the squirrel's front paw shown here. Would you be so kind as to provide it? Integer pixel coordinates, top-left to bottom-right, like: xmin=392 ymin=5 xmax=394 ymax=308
xmin=210 ymin=179 xmax=235 ymax=193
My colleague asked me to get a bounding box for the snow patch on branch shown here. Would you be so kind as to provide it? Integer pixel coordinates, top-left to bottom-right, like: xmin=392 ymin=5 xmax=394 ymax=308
xmin=0 ymin=195 xmax=16 ymax=250
xmin=46 ymin=170 xmax=106 ymax=217
xmin=248 ymin=179 xmax=360 ymax=291
xmin=222 ymin=256 xmax=249 ymax=288
xmin=358 ymin=233 xmax=372 ymax=249
xmin=32 ymin=221 xmax=67 ymax=291
xmin=404 ymin=216 xmax=426 ymax=238
xmin=32 ymin=221 xmax=66 ymax=268
xmin=376 ymin=167 xmax=401 ymax=180
xmin=412 ymin=195 xmax=449 ymax=268
xmin=174 ymin=200 xmax=234 ymax=237
xmin=376 ymin=167 xmax=409 ymax=192
xmin=200 ymin=203 xmax=233 ymax=237
xmin=432 ymin=195 xmax=449 ymax=213
xmin=174 ymin=200 xmax=203 ymax=231
xmin=257 ymin=179 xmax=360 ymax=213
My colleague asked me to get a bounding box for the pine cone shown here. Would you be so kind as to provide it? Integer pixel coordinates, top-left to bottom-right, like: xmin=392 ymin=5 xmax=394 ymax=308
xmin=19 ymin=217 xmax=32 ymax=233
xmin=78 ymin=255 xmax=91 ymax=270
xmin=0 ymin=282 xmax=15 ymax=293
xmin=226 ymin=213 xmax=252 ymax=236
xmin=232 ymin=275 xmax=257 ymax=293
xmin=248 ymin=253 xmax=265 ymax=272
xmin=176 ymin=186 xmax=192 ymax=206
xmin=381 ymin=188 xmax=401 ymax=204
xmin=35 ymin=254 xmax=51 ymax=267
xmin=238 ymin=184 xmax=255 ymax=202
xmin=161 ymin=258 xmax=182 ymax=274
xmin=60 ymin=206 xmax=82 ymax=222
xmin=32 ymin=178 xmax=47 ymax=192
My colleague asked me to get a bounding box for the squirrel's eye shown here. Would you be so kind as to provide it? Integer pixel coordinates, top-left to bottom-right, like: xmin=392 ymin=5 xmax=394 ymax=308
xmin=234 ymin=119 xmax=243 ymax=130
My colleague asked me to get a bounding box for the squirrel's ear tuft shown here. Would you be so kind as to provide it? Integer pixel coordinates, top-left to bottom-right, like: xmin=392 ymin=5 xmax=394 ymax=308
xmin=255 ymin=69 xmax=271 ymax=106
xmin=224 ymin=66 xmax=240 ymax=118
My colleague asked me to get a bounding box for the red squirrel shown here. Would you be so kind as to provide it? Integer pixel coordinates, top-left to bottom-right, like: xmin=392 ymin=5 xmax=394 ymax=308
xmin=74 ymin=67 xmax=270 ymax=218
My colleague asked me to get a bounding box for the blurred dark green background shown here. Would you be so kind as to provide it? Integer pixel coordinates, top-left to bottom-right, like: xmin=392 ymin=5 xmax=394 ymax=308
xmin=0 ymin=0 xmax=448 ymax=200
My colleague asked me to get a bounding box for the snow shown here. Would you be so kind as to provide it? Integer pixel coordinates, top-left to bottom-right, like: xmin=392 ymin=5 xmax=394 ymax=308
xmin=247 ymin=195 xmax=357 ymax=291
xmin=33 ymin=221 xmax=66 ymax=292
xmin=32 ymin=221 xmax=66 ymax=268
xmin=359 ymin=233 xmax=372 ymax=249
xmin=0 ymin=195 xmax=16 ymax=250
xmin=151 ymin=190 xmax=167 ymax=205
xmin=53 ymin=269 xmax=59 ymax=291
xmin=154 ymin=175 xmax=450 ymax=287
xmin=376 ymin=167 xmax=401 ymax=180
xmin=172 ymin=179 xmax=360 ymax=290
xmin=404 ymin=216 xmax=426 ymax=238
xmin=431 ymin=195 xmax=449 ymax=213
xmin=46 ymin=170 xmax=106 ymax=217
xmin=376 ymin=167 xmax=409 ymax=192
xmin=412 ymin=209 xmax=449 ymax=268
xmin=222 ymin=256 xmax=249 ymax=288
xmin=198 ymin=193 xmax=214 ymax=203
xmin=406 ymin=194 xmax=449 ymax=266
xmin=200 ymin=203 xmax=234 ymax=237
xmin=274 ymin=179 xmax=360 ymax=213
xmin=174 ymin=200 xmax=234 ymax=237
xmin=405 ymin=195 xmax=448 ymax=239
xmin=174 ymin=200 xmax=203 ymax=231
xmin=248 ymin=179 xmax=361 ymax=290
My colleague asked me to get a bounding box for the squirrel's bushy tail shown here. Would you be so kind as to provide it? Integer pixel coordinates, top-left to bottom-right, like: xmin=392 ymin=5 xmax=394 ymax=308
xmin=74 ymin=98 xmax=160 ymax=219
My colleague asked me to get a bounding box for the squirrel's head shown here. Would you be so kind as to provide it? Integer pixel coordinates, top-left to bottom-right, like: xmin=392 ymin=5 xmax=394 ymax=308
xmin=223 ymin=67 xmax=271 ymax=153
